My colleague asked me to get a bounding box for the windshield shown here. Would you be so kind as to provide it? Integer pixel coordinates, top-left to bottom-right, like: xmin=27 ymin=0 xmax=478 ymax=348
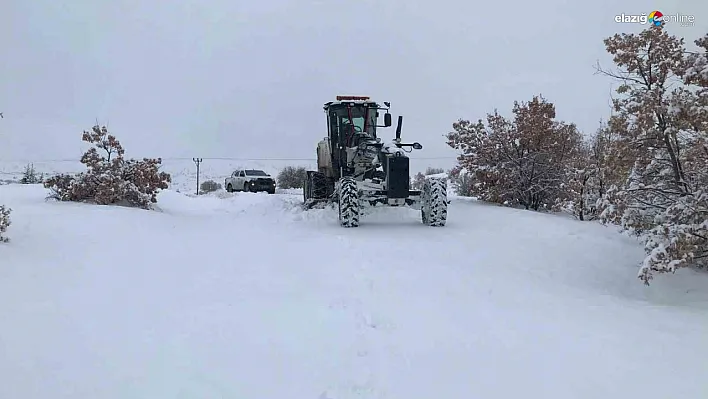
xmin=333 ymin=105 xmax=377 ymax=139
xmin=245 ymin=170 xmax=268 ymax=176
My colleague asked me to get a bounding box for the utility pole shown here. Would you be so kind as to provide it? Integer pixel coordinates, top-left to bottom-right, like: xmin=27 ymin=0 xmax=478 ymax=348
xmin=193 ymin=158 xmax=203 ymax=195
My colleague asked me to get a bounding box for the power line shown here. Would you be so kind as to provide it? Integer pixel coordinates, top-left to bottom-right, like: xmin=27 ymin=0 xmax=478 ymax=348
xmin=166 ymin=157 xmax=318 ymax=161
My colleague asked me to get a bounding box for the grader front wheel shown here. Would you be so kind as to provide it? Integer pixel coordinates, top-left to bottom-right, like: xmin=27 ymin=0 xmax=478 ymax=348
xmin=421 ymin=177 xmax=447 ymax=226
xmin=337 ymin=177 xmax=360 ymax=227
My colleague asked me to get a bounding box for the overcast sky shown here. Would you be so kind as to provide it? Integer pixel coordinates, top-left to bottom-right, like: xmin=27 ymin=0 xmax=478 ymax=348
xmin=1 ymin=0 xmax=705 ymax=166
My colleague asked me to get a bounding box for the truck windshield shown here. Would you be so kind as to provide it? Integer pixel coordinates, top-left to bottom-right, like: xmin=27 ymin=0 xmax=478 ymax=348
xmin=245 ymin=170 xmax=268 ymax=176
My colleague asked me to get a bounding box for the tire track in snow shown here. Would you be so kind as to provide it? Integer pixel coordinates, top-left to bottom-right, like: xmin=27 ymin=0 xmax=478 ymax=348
xmin=321 ymin=238 xmax=391 ymax=399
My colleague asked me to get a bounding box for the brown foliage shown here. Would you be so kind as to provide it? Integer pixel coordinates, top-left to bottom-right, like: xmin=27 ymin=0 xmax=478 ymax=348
xmin=446 ymin=95 xmax=583 ymax=210
xmin=596 ymin=26 xmax=708 ymax=284
xmin=43 ymin=125 xmax=171 ymax=209
xmin=598 ymin=25 xmax=689 ymax=193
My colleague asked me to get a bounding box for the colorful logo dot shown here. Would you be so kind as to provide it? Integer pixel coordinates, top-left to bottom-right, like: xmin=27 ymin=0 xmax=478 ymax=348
xmin=649 ymin=10 xmax=663 ymax=26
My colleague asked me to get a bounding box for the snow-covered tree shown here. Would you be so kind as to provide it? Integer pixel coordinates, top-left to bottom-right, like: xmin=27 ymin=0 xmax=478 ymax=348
xmin=277 ymin=166 xmax=307 ymax=189
xmin=553 ymin=138 xmax=595 ymax=220
xmin=43 ymin=125 xmax=171 ymax=209
xmin=552 ymin=121 xmax=632 ymax=221
xmin=19 ymin=163 xmax=42 ymax=184
xmin=448 ymin=165 xmax=474 ymax=197
xmin=596 ymin=26 xmax=708 ymax=284
xmin=446 ymin=95 xmax=583 ymax=210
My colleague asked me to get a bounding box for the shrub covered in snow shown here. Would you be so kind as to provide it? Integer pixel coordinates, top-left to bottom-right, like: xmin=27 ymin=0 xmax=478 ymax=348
xmin=200 ymin=179 xmax=221 ymax=193
xmin=593 ymin=27 xmax=708 ymax=284
xmin=277 ymin=166 xmax=307 ymax=189
xmin=19 ymin=163 xmax=43 ymax=184
xmin=446 ymin=95 xmax=583 ymax=211
xmin=0 ymin=205 xmax=10 ymax=242
xmin=411 ymin=167 xmax=445 ymax=190
xmin=448 ymin=166 xmax=474 ymax=197
xmin=43 ymin=125 xmax=171 ymax=210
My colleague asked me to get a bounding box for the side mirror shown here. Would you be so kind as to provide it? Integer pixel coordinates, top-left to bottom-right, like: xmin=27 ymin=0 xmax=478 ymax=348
xmin=412 ymin=142 xmax=422 ymax=150
xmin=384 ymin=113 xmax=392 ymax=127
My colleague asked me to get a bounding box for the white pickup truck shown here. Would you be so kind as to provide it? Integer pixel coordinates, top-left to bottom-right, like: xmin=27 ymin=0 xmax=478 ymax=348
xmin=224 ymin=169 xmax=276 ymax=194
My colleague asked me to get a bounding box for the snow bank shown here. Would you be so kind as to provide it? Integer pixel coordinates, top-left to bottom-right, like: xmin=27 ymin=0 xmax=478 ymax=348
xmin=276 ymin=188 xmax=303 ymax=195
xmin=426 ymin=172 xmax=448 ymax=179
xmin=1 ymin=184 xmax=708 ymax=399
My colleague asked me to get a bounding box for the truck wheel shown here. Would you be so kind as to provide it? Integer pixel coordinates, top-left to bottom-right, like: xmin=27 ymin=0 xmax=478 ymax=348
xmin=421 ymin=177 xmax=447 ymax=226
xmin=338 ymin=176 xmax=359 ymax=227
xmin=226 ymin=184 xmax=233 ymax=193
xmin=243 ymin=182 xmax=252 ymax=192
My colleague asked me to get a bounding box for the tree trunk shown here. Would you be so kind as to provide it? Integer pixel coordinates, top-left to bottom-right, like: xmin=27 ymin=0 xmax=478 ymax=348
xmin=579 ymin=183 xmax=585 ymax=221
xmin=657 ymin=113 xmax=688 ymax=194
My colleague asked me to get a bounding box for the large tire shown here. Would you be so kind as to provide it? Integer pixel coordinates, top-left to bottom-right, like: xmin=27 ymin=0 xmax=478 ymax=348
xmin=312 ymin=172 xmax=329 ymax=199
xmin=304 ymin=171 xmax=330 ymax=203
xmin=337 ymin=176 xmax=360 ymax=227
xmin=226 ymin=184 xmax=234 ymax=193
xmin=421 ymin=177 xmax=447 ymax=226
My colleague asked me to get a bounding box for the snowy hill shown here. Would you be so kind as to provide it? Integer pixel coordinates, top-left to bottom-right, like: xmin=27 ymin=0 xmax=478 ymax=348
xmin=1 ymin=184 xmax=708 ymax=398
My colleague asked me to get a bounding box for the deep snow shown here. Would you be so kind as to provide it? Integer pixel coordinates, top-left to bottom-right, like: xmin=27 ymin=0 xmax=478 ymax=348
xmin=1 ymin=184 xmax=707 ymax=398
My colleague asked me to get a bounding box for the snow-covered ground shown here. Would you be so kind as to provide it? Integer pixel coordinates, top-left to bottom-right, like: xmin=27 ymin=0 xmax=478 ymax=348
xmin=1 ymin=184 xmax=708 ymax=399
xmin=0 ymin=159 xmax=316 ymax=193
xmin=0 ymin=158 xmax=448 ymax=193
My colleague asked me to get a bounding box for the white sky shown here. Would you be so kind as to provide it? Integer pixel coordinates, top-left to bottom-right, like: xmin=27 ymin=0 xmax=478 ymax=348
xmin=1 ymin=0 xmax=705 ymax=167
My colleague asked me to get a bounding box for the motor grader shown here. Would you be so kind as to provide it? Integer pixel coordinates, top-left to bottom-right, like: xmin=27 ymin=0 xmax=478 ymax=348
xmin=303 ymin=95 xmax=447 ymax=227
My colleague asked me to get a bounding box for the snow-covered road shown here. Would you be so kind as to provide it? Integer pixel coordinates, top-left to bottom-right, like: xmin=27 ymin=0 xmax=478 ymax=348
xmin=1 ymin=184 xmax=707 ymax=398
